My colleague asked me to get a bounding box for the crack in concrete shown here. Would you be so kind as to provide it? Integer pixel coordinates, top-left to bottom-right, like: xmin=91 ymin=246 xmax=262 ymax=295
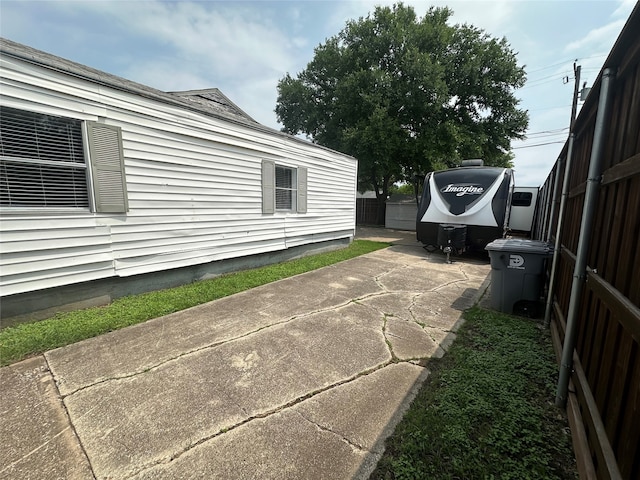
xmin=380 ymin=315 xmax=398 ymax=361
xmin=294 ymin=410 xmax=369 ymax=453
xmin=0 ymin=423 xmax=81 ymax=476
xmin=125 ymin=359 xmax=399 ymax=478
xmin=408 ymin=293 xmax=423 ymax=326
xmin=57 ymin=296 xmax=369 ymax=398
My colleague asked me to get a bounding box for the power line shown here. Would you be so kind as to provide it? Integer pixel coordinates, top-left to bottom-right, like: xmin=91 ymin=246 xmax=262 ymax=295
xmin=526 ymin=59 xmax=574 ymax=74
xmin=527 ymin=104 xmax=573 ymax=112
xmin=524 ymin=55 xmax=606 ymax=75
xmin=523 ymin=55 xmax=607 ymax=89
xmin=512 ymin=140 xmax=565 ymax=150
xmin=526 ymin=72 xmax=567 ymax=84
xmin=526 ymin=127 xmax=569 ymax=136
xmin=521 ymin=75 xmax=568 ymax=90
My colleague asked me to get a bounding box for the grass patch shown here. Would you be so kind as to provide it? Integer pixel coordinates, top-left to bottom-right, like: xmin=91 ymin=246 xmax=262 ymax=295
xmin=0 ymin=239 xmax=388 ymax=366
xmin=371 ymin=306 xmax=578 ymax=480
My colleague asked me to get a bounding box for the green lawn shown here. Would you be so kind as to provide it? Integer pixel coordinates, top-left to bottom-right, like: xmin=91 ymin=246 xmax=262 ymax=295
xmin=371 ymin=306 xmax=578 ymax=480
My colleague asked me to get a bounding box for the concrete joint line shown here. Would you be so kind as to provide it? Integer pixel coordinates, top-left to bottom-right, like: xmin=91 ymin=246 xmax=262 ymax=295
xmin=43 ymin=354 xmax=98 ymax=480
xmin=408 ymin=293 xmax=424 ymax=326
xmin=372 ymin=269 xmax=392 ymax=291
xmin=1 ymin=355 xmax=99 ymax=480
xmin=381 ymin=315 xmax=399 ymax=361
xmin=433 ymin=278 xmax=468 ymax=291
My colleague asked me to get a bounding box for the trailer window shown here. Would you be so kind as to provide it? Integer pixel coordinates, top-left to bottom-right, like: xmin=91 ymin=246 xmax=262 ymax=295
xmin=512 ymin=191 xmax=533 ymax=207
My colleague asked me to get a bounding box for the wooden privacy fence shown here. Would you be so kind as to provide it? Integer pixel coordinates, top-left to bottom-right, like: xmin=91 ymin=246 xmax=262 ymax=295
xmin=356 ymin=197 xmax=385 ymax=226
xmin=533 ymin=6 xmax=640 ymax=479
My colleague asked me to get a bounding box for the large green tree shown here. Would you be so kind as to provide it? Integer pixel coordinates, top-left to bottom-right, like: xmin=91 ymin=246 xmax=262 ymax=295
xmin=276 ymin=3 xmax=528 ymax=203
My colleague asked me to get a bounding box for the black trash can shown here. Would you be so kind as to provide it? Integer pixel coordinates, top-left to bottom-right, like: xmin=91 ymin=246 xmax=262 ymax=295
xmin=485 ymin=239 xmax=553 ymax=316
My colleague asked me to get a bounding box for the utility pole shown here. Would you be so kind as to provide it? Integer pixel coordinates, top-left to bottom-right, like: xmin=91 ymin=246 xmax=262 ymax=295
xmin=569 ymin=62 xmax=581 ymax=129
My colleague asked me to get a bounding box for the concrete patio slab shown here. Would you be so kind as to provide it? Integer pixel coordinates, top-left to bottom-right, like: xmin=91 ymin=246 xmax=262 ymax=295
xmin=0 ymin=357 xmax=93 ymax=480
xmin=3 ymin=228 xmax=491 ymax=479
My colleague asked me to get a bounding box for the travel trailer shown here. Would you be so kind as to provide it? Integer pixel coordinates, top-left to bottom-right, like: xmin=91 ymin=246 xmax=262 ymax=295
xmin=416 ymin=160 xmax=514 ymax=261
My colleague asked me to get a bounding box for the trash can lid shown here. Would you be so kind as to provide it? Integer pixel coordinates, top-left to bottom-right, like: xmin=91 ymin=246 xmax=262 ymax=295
xmin=485 ymin=238 xmax=553 ymax=255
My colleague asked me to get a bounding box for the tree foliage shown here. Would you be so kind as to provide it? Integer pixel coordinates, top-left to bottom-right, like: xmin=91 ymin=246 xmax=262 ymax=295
xmin=275 ymin=3 xmax=528 ymax=200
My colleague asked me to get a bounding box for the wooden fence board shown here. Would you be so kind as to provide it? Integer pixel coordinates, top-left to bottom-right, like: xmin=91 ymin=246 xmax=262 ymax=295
xmin=572 ymin=353 xmax=623 ymax=480
xmin=605 ymin=332 xmax=634 ymax=447
xmin=614 ymin=343 xmax=639 ymax=479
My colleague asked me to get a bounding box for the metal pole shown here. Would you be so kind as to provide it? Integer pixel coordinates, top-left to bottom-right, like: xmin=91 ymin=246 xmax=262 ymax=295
xmin=555 ymin=67 xmax=616 ymax=408
xmin=545 ymin=162 xmax=561 ymax=243
xmin=543 ymin=64 xmax=581 ymax=328
xmin=539 ymin=171 xmax=551 ymax=241
xmin=543 ymin=136 xmax=574 ymax=327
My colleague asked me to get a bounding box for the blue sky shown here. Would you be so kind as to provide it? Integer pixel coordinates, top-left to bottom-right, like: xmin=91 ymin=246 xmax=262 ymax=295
xmin=1 ymin=0 xmax=636 ymax=186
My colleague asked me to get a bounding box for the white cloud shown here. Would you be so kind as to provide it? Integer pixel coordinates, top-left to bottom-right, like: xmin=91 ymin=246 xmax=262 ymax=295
xmin=612 ymin=0 xmax=637 ymax=19
xmin=564 ymin=19 xmax=627 ymax=52
xmin=43 ymin=0 xmax=304 ymax=127
xmin=61 ymin=1 xmax=299 ymax=79
xmin=326 ymin=0 xmax=517 ymax=38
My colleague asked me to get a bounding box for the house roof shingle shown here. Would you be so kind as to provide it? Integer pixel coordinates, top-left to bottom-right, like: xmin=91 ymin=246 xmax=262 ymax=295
xmin=169 ymin=88 xmax=257 ymax=123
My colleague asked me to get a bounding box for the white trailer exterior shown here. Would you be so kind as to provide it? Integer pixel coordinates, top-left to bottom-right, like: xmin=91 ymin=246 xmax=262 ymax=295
xmin=0 ymin=38 xmax=357 ymax=320
xmin=507 ymin=186 xmax=539 ymax=235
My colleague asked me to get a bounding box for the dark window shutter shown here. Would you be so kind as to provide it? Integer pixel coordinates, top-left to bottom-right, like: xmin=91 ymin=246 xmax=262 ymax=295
xmin=297 ymin=166 xmax=307 ymax=214
xmin=87 ymin=122 xmax=128 ymax=213
xmin=262 ymin=159 xmax=275 ymax=214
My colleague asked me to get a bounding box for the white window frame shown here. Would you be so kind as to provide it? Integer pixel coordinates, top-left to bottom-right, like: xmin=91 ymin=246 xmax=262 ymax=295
xmin=275 ymin=164 xmax=297 ymax=212
xmin=261 ymin=159 xmax=307 ymax=214
xmin=0 ymin=106 xmax=128 ymax=214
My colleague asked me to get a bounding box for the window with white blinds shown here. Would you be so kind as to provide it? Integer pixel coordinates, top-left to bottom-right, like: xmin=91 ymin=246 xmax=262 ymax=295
xmin=261 ymin=160 xmax=307 ymax=214
xmin=276 ymin=165 xmax=296 ymax=211
xmin=0 ymin=106 xmax=88 ymax=208
xmin=0 ymin=106 xmax=128 ymax=213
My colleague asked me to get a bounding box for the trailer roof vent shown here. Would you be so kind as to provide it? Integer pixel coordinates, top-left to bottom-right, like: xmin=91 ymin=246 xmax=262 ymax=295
xmin=460 ymin=159 xmax=484 ymax=167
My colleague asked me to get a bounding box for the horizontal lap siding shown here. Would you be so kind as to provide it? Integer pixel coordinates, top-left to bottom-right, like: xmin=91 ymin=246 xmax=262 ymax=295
xmin=0 ymin=218 xmax=115 ymax=296
xmin=1 ymin=56 xmax=356 ymax=294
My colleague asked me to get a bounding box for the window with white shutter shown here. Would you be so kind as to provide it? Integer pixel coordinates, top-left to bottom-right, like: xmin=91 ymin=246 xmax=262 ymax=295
xmin=86 ymin=122 xmax=128 ymax=213
xmin=261 ymin=159 xmax=275 ymax=214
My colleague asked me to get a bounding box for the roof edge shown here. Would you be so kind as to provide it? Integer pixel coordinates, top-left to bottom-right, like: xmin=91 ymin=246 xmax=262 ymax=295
xmin=0 ymin=37 xmax=356 ymax=162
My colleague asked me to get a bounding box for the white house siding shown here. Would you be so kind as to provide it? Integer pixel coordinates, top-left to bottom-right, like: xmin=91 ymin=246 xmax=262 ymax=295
xmin=0 ymin=217 xmax=115 ymax=296
xmin=0 ymin=52 xmax=357 ymax=296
